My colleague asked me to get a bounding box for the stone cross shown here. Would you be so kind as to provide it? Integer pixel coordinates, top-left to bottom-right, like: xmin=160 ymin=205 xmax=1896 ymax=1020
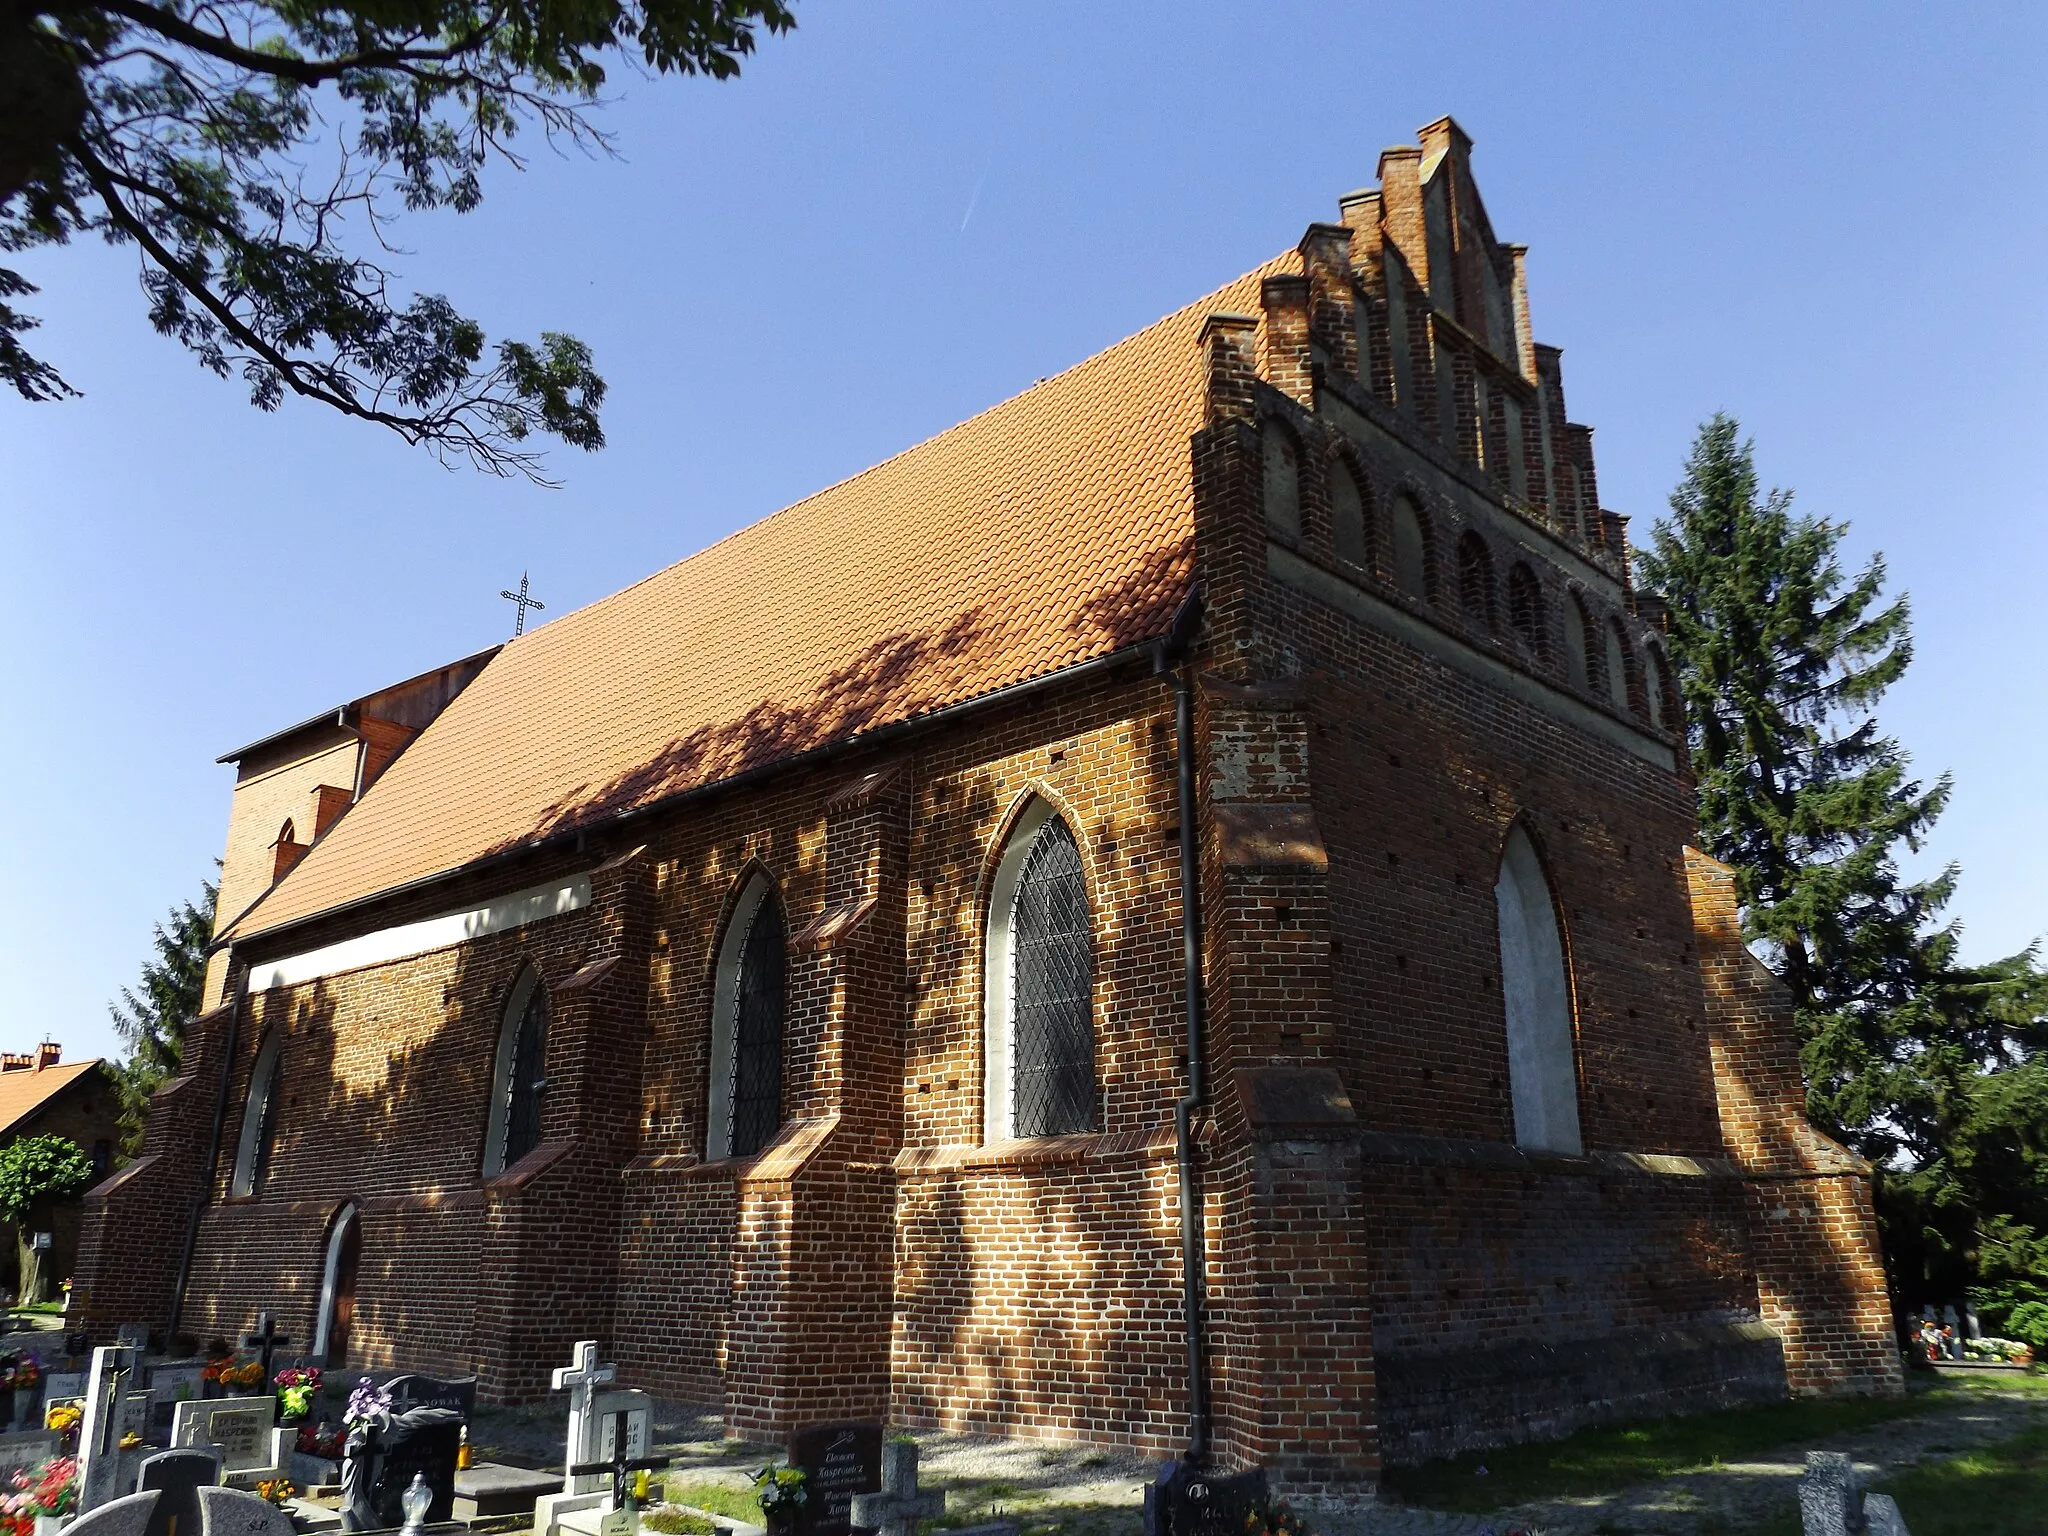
xmin=849 ymin=1440 xmax=945 ymax=1536
xmin=79 ymin=1345 xmax=140 ymax=1512
xmin=240 ymin=1314 xmax=290 ymax=1383
xmin=550 ymin=1340 xmax=615 ymax=1494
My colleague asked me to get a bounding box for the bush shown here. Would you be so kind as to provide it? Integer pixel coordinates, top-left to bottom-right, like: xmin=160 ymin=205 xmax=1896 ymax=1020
xmin=2004 ymin=1302 xmax=2048 ymax=1352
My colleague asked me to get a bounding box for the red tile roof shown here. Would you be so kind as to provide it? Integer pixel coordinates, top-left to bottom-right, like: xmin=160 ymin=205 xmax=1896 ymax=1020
xmin=230 ymin=258 xmax=1284 ymax=942
xmin=0 ymin=1061 xmax=104 ymax=1137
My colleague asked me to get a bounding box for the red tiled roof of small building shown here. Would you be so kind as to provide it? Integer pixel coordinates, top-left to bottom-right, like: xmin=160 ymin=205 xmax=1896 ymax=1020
xmin=230 ymin=257 xmax=1285 ymax=941
xmin=0 ymin=1061 xmax=104 ymax=1137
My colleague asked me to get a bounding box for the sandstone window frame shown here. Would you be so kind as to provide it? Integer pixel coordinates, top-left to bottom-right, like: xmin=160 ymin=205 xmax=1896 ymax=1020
xmin=311 ymin=1200 xmax=361 ymax=1367
xmin=228 ymin=1027 xmax=283 ymax=1198
xmin=1494 ymin=823 xmax=1583 ymax=1155
xmin=706 ymin=868 xmax=787 ymax=1161
xmin=983 ymin=796 xmax=1097 ymax=1144
xmin=481 ymin=962 xmax=550 ymax=1177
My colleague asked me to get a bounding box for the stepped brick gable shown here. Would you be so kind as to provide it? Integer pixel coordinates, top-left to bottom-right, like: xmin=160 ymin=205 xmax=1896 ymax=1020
xmin=78 ymin=117 xmax=1898 ymax=1494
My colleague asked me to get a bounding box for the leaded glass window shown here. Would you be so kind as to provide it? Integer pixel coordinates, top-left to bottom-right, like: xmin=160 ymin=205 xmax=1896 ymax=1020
xmin=1009 ymin=817 xmax=1095 ymax=1139
xmin=501 ymin=981 xmax=550 ymax=1169
xmin=727 ymin=894 xmax=786 ymax=1158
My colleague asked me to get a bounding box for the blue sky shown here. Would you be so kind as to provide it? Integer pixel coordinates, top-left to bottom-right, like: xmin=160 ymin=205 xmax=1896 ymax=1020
xmin=5 ymin=1 xmax=2044 ymax=1062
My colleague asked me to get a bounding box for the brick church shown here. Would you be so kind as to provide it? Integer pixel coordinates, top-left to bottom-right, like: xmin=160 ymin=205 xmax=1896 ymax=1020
xmin=78 ymin=119 xmax=1901 ymax=1493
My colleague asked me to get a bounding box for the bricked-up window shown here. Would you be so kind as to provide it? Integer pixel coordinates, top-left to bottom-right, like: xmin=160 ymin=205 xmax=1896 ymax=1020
xmin=1331 ymin=458 xmax=1371 ymax=570
xmin=1262 ymin=420 xmax=1301 ymax=539
xmin=706 ymin=871 xmax=786 ymax=1160
xmin=1495 ymin=826 xmax=1582 ymax=1155
xmin=1507 ymin=563 xmax=1545 ymax=658
xmin=1564 ymin=595 xmax=1594 ymax=690
xmin=984 ymin=798 xmax=1096 ymax=1142
xmin=1645 ymin=645 xmax=1672 ymax=730
xmin=229 ymin=1029 xmax=283 ymax=1197
xmin=1457 ymin=532 xmax=1496 ymax=630
xmin=1604 ymin=620 xmax=1634 ymax=714
xmin=1391 ymin=496 xmax=1431 ymax=600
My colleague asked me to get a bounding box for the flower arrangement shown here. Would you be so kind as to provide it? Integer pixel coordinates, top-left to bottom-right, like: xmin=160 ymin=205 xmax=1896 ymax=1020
xmin=1963 ymin=1336 xmax=2035 ymax=1364
xmin=344 ymin=1378 xmax=392 ymax=1433
xmin=752 ymin=1467 xmax=808 ymax=1516
xmin=296 ymin=1423 xmax=346 ymax=1459
xmin=203 ymin=1357 xmax=267 ymax=1391
xmin=1240 ymin=1498 xmax=1317 ymax=1536
xmin=42 ymin=1405 xmax=80 ymax=1437
xmin=0 ymin=1457 xmax=78 ymax=1536
xmin=255 ymin=1479 xmax=297 ymax=1508
xmin=274 ymin=1366 xmax=323 ymax=1419
xmin=0 ymin=1354 xmax=41 ymax=1391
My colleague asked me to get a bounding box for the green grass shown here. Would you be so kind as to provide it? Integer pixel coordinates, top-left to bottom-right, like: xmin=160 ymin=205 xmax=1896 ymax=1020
xmin=642 ymin=1510 xmax=719 ymax=1536
xmin=1383 ymin=1376 xmax=1984 ymax=1514
xmin=1875 ymin=1424 xmax=2048 ymax=1536
xmin=12 ymin=1302 xmax=64 ymax=1316
xmin=663 ymin=1483 xmax=764 ymax=1526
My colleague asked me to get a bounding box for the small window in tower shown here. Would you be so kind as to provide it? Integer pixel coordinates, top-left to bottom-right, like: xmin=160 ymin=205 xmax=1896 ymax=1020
xmin=1507 ymin=564 xmax=1545 ymax=659
xmin=1646 ymin=645 xmax=1672 ymax=730
xmin=1262 ymin=421 xmax=1301 ymax=539
xmin=1331 ymin=459 xmax=1371 ymax=570
xmin=1457 ymin=532 xmax=1496 ymax=630
xmin=1565 ymin=597 xmax=1594 ymax=690
xmin=1391 ymin=496 xmax=1431 ymax=600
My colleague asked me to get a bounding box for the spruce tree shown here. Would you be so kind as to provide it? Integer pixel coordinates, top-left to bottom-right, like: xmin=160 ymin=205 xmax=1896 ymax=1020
xmin=1641 ymin=415 xmax=2047 ymax=1317
xmin=108 ymin=877 xmax=216 ymax=1152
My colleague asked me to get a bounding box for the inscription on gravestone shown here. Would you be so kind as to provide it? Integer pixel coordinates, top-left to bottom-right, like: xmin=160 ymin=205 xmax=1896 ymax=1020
xmin=382 ymin=1375 xmax=477 ymax=1419
xmin=172 ymin=1398 xmax=277 ymax=1473
xmin=371 ymin=1408 xmax=463 ymax=1527
xmin=788 ymin=1424 xmax=882 ymax=1536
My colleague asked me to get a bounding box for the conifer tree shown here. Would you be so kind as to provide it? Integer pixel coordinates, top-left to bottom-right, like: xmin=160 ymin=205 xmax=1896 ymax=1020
xmin=108 ymin=877 xmax=216 ymax=1152
xmin=1642 ymin=415 xmax=2047 ymax=1320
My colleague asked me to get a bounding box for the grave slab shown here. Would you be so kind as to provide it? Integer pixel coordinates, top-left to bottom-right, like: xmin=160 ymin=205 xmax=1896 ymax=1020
xmin=171 ymin=1400 xmax=278 ymax=1474
xmin=66 ymin=1490 xmax=159 ymax=1536
xmin=193 ymin=1487 xmax=294 ymax=1536
xmin=0 ymin=1430 xmax=60 ymax=1479
xmin=138 ymin=1447 xmax=222 ymax=1536
xmin=453 ymin=1462 xmax=563 ymax=1520
xmin=788 ymin=1423 xmax=882 ymax=1536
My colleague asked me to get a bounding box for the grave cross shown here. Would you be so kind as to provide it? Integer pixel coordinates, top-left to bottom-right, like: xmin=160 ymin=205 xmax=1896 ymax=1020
xmin=568 ymin=1410 xmax=671 ymax=1512
xmin=550 ymin=1340 xmax=616 ymax=1492
xmin=500 ymin=572 xmax=546 ymax=638
xmin=850 ymin=1441 xmax=945 ymax=1536
xmin=241 ymin=1313 xmax=290 ymax=1382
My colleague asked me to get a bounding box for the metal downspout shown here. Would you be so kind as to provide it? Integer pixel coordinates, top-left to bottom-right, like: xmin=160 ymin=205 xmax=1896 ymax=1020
xmin=1157 ymin=590 xmax=1210 ymax=1464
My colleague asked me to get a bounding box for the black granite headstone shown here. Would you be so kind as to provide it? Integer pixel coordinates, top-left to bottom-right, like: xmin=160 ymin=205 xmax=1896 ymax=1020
xmin=139 ymin=1447 xmax=222 ymax=1536
xmin=371 ymin=1407 xmax=464 ymax=1526
xmin=1141 ymin=1462 xmax=1269 ymax=1536
xmin=788 ymin=1423 xmax=883 ymax=1536
xmin=381 ymin=1375 xmax=477 ymax=1419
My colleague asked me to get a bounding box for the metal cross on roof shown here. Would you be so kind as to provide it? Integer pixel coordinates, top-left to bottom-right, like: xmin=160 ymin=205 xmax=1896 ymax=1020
xmin=500 ymin=571 xmax=546 ymax=637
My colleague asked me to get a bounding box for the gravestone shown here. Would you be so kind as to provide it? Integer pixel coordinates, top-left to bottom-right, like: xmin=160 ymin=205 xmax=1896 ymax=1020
xmin=849 ymin=1440 xmax=944 ymax=1536
xmin=65 ymin=1489 xmax=160 ymax=1536
xmin=139 ymin=1448 xmax=222 ymax=1536
xmin=79 ymin=1345 xmax=142 ymax=1512
xmin=593 ymin=1391 xmax=652 ymax=1465
xmin=44 ymin=1371 xmax=85 ymax=1405
xmin=0 ymin=1429 xmax=59 ymax=1479
xmin=383 ymin=1375 xmax=477 ymax=1419
xmin=172 ymin=1398 xmax=278 ymax=1473
xmin=1141 ymin=1461 xmax=1269 ymax=1536
xmin=788 ymin=1423 xmax=883 ymax=1536
xmin=116 ymin=1326 xmax=151 ymax=1351
xmin=369 ymin=1408 xmax=463 ymax=1528
xmin=193 ymin=1486 xmax=296 ymax=1536
xmin=148 ymin=1367 xmax=207 ymax=1437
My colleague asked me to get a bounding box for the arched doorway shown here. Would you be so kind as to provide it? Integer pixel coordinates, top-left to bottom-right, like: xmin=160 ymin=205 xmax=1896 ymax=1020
xmin=313 ymin=1204 xmax=362 ymax=1368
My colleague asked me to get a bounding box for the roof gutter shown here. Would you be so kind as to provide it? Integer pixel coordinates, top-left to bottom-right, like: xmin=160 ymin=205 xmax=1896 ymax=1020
xmin=216 ymin=634 xmax=1168 ymax=958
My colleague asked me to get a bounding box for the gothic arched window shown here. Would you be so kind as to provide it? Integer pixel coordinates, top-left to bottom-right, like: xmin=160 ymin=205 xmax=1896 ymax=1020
xmin=1262 ymin=421 xmax=1301 ymax=539
xmin=1646 ymin=645 xmax=1672 ymax=730
xmin=707 ymin=873 xmax=786 ymax=1160
xmin=229 ymin=1030 xmax=283 ymax=1197
xmin=1457 ymin=532 xmax=1496 ymax=630
xmin=1391 ymin=496 xmax=1431 ymax=600
xmin=984 ymin=801 xmax=1096 ymax=1142
xmin=1494 ymin=825 xmax=1582 ymax=1154
xmin=482 ymin=966 xmax=550 ymax=1176
xmin=1507 ymin=563 xmax=1545 ymax=658
xmin=1331 ymin=459 xmax=1371 ymax=570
